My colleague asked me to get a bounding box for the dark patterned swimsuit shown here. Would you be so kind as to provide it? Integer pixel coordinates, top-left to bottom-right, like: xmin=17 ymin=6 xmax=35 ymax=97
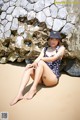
xmin=44 ymin=46 xmax=61 ymax=80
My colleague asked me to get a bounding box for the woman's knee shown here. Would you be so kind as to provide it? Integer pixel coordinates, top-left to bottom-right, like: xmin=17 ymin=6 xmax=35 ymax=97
xmin=38 ymin=60 xmax=45 ymax=66
xmin=25 ymin=68 xmax=33 ymax=75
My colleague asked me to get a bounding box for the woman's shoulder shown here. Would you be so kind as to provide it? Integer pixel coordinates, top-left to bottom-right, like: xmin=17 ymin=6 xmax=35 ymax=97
xmin=58 ymin=45 xmax=65 ymax=50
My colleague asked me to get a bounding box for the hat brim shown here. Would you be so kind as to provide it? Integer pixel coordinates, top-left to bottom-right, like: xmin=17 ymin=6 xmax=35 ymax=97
xmin=47 ymin=36 xmax=62 ymax=41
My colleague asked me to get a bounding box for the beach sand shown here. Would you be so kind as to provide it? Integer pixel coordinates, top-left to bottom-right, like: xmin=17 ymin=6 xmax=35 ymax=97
xmin=0 ymin=62 xmax=80 ymax=120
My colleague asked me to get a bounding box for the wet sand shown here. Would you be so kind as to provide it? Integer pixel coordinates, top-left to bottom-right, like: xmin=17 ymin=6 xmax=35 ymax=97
xmin=0 ymin=62 xmax=80 ymax=120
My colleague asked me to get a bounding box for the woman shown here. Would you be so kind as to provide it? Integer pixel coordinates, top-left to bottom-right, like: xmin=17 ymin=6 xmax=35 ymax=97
xmin=10 ymin=30 xmax=65 ymax=106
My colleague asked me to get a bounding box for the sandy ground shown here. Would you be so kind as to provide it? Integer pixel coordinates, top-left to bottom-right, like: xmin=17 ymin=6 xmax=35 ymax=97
xmin=0 ymin=62 xmax=80 ymax=120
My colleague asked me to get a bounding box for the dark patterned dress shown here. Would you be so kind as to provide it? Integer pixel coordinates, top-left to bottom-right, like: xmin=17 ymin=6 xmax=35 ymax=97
xmin=44 ymin=46 xmax=61 ymax=79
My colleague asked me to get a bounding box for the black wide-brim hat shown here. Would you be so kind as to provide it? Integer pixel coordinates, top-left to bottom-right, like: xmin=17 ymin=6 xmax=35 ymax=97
xmin=47 ymin=30 xmax=62 ymax=41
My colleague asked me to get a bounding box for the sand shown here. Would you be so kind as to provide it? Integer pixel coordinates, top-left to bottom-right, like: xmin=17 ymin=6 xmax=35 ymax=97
xmin=0 ymin=62 xmax=80 ymax=120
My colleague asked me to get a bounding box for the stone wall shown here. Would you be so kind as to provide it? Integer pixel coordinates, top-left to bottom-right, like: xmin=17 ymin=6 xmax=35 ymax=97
xmin=0 ymin=0 xmax=80 ymax=76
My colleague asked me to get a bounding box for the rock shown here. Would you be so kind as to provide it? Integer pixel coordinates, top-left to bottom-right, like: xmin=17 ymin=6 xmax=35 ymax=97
xmin=1 ymin=12 xmax=6 ymax=19
xmin=3 ymin=0 xmax=10 ymax=2
xmin=15 ymin=36 xmax=24 ymax=48
xmin=12 ymin=0 xmax=17 ymax=2
xmin=58 ymin=7 xmax=68 ymax=19
xmin=10 ymin=1 xmax=16 ymax=6
xmin=8 ymin=52 xmax=19 ymax=62
xmin=64 ymin=59 xmax=80 ymax=77
xmin=53 ymin=19 xmax=66 ymax=31
xmin=43 ymin=7 xmax=51 ymax=17
xmin=12 ymin=7 xmax=27 ymax=18
xmin=27 ymin=11 xmax=36 ymax=20
xmin=61 ymin=23 xmax=75 ymax=35
xmin=16 ymin=0 xmax=21 ymax=7
xmin=67 ymin=13 xmax=79 ymax=24
xmin=5 ymin=22 xmax=11 ymax=32
xmin=34 ymin=0 xmax=45 ymax=12
xmin=0 ymin=0 xmax=4 ymax=7
xmin=22 ymin=32 xmax=27 ymax=39
xmin=11 ymin=18 xmax=18 ymax=31
xmin=50 ymin=4 xmax=58 ymax=18
xmin=0 ymin=57 xmax=7 ymax=64
xmin=4 ymin=30 xmax=11 ymax=38
xmin=1 ymin=20 xmax=8 ymax=26
xmin=0 ymin=33 xmax=4 ymax=39
xmin=55 ymin=0 xmax=65 ymax=9
xmin=17 ymin=25 xmax=25 ymax=35
xmin=36 ymin=11 xmax=46 ymax=22
xmin=0 ymin=24 xmax=4 ymax=33
xmin=46 ymin=17 xmax=53 ymax=29
xmin=6 ymin=15 xmax=13 ymax=22
xmin=20 ymin=0 xmax=28 ymax=8
xmin=7 ymin=6 xmax=15 ymax=14
xmin=28 ymin=0 xmax=38 ymax=3
xmin=2 ymin=2 xmax=9 ymax=11
xmin=44 ymin=0 xmax=54 ymax=7
xmin=26 ymin=2 xmax=34 ymax=11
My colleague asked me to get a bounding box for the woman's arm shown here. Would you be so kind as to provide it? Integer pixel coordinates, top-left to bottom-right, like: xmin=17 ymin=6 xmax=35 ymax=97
xmin=41 ymin=46 xmax=65 ymax=62
xmin=33 ymin=48 xmax=45 ymax=63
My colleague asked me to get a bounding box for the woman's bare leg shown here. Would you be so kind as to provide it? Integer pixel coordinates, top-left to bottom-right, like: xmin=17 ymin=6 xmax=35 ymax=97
xmin=25 ymin=60 xmax=58 ymax=100
xmin=24 ymin=64 xmax=43 ymax=100
xmin=10 ymin=67 xmax=34 ymax=106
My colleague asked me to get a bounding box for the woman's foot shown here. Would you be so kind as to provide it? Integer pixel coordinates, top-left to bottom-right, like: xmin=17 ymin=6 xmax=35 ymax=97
xmin=10 ymin=94 xmax=23 ymax=106
xmin=24 ymin=89 xmax=37 ymax=100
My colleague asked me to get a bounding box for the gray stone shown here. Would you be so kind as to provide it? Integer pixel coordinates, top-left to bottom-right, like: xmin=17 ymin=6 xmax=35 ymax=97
xmin=46 ymin=17 xmax=53 ymax=29
xmin=27 ymin=11 xmax=36 ymax=20
xmin=36 ymin=11 xmax=46 ymax=22
xmin=0 ymin=24 xmax=4 ymax=33
xmin=43 ymin=7 xmax=51 ymax=17
xmin=12 ymin=0 xmax=17 ymax=2
xmin=58 ymin=7 xmax=68 ymax=19
xmin=6 ymin=15 xmax=13 ymax=22
xmin=53 ymin=19 xmax=66 ymax=31
xmin=15 ymin=36 xmax=24 ymax=48
xmin=2 ymin=2 xmax=9 ymax=11
xmin=15 ymin=0 xmax=21 ymax=7
xmin=1 ymin=20 xmax=8 ymax=26
xmin=3 ymin=0 xmax=10 ymax=2
xmin=20 ymin=0 xmax=28 ymax=8
xmin=5 ymin=22 xmax=11 ymax=32
xmin=61 ymin=23 xmax=75 ymax=35
xmin=12 ymin=7 xmax=27 ymax=18
xmin=4 ymin=30 xmax=11 ymax=38
xmin=28 ymin=0 xmax=38 ymax=3
xmin=0 ymin=18 xmax=1 ymax=23
xmin=0 ymin=33 xmax=4 ymax=39
xmin=34 ymin=0 xmax=44 ymax=12
xmin=64 ymin=59 xmax=80 ymax=77
xmin=7 ymin=6 xmax=15 ymax=14
xmin=55 ymin=0 xmax=65 ymax=9
xmin=0 ymin=0 xmax=4 ymax=7
xmin=1 ymin=12 xmax=6 ymax=19
xmin=67 ymin=13 xmax=79 ymax=24
xmin=17 ymin=25 xmax=25 ymax=35
xmin=45 ymin=0 xmax=54 ymax=7
xmin=50 ymin=4 xmax=58 ymax=18
xmin=10 ymin=1 xmax=16 ymax=6
xmin=26 ymin=3 xmax=34 ymax=11
xmin=11 ymin=18 xmax=18 ymax=30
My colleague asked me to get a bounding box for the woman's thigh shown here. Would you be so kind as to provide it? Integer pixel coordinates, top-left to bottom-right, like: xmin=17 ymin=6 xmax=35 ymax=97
xmin=39 ymin=61 xmax=59 ymax=86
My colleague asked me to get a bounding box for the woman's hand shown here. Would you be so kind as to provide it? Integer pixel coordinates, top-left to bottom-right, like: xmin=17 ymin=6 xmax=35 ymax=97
xmin=25 ymin=64 xmax=33 ymax=71
xmin=31 ymin=62 xmax=38 ymax=69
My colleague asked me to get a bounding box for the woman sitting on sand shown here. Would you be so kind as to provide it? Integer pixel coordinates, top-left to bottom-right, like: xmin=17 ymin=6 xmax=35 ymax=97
xmin=10 ymin=30 xmax=65 ymax=106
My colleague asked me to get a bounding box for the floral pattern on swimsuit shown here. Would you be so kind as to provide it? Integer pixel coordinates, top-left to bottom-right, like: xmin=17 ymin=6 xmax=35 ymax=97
xmin=44 ymin=46 xmax=61 ymax=79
